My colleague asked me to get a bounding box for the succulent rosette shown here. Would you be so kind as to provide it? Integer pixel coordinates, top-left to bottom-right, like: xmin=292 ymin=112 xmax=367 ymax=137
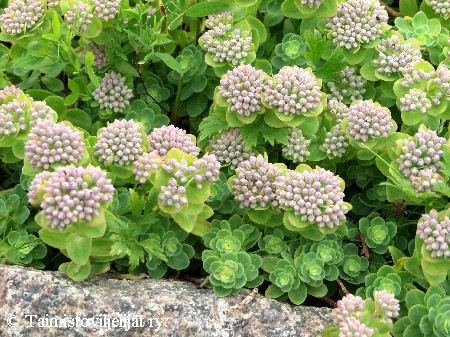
xmin=393 ymin=61 xmax=450 ymax=127
xmin=392 ymin=285 xmax=450 ymax=337
xmin=277 ymin=164 xmax=351 ymax=240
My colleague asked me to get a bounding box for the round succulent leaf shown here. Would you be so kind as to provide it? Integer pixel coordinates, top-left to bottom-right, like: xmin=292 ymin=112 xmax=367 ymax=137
xmin=66 ymin=260 xmax=91 ymax=281
xmin=288 ymin=281 xmax=307 ymax=304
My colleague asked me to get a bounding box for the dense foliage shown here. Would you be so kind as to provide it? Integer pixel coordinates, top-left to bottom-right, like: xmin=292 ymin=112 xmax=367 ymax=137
xmin=0 ymin=0 xmax=449 ymax=335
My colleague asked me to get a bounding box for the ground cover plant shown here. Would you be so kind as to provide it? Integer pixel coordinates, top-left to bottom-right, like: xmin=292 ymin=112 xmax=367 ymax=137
xmin=0 ymin=0 xmax=449 ymax=335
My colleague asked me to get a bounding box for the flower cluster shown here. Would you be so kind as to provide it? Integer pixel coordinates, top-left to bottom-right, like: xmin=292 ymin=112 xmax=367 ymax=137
xmin=0 ymin=0 xmax=45 ymax=35
xmin=161 ymin=154 xmax=220 ymax=189
xmin=25 ymin=119 xmax=85 ymax=170
xmin=208 ymin=128 xmax=254 ymax=170
xmin=347 ymin=100 xmax=395 ymax=142
xmin=426 ymin=0 xmax=450 ymax=19
xmin=0 ymin=99 xmax=27 ymax=137
xmin=218 ymin=65 xmax=267 ymax=117
xmin=65 ymin=2 xmax=94 ymax=34
xmin=94 ymin=119 xmax=146 ymax=167
xmin=27 ymin=171 xmax=53 ymax=204
xmin=327 ymin=67 xmax=366 ymax=103
xmin=28 ymin=165 xmax=114 ymax=230
xmin=327 ymin=0 xmax=388 ymax=50
xmin=396 ymin=128 xmax=445 ymax=178
xmin=300 ymin=0 xmax=325 ymax=8
xmin=201 ymin=19 xmax=251 ymax=65
xmin=159 ymin=178 xmax=188 ymax=209
xmin=282 ymin=127 xmax=311 ymax=163
xmin=92 ymin=0 xmax=120 ymax=21
xmin=133 ymin=151 xmax=162 ymax=183
xmin=232 ymin=155 xmax=280 ymax=209
xmin=276 ymin=168 xmax=349 ymax=228
xmin=92 ymin=71 xmax=133 ymax=113
xmin=332 ymin=294 xmax=374 ymax=337
xmin=264 ymin=66 xmax=322 ymax=116
xmin=399 ymin=88 xmax=432 ymax=113
xmin=47 ymin=0 xmax=60 ymax=7
xmin=409 ymin=168 xmax=444 ymax=193
xmin=0 ymin=96 xmax=56 ymax=139
xmin=328 ymin=99 xmax=349 ymax=123
xmin=373 ymin=35 xmax=421 ymax=75
xmin=321 ymin=125 xmax=349 ymax=158
xmin=374 ymin=290 xmax=400 ymax=319
xmin=204 ymin=11 xmax=233 ymax=28
xmin=416 ymin=209 xmax=450 ymax=258
xmin=82 ymin=43 xmax=108 ymax=69
xmin=0 ymin=86 xmax=22 ymax=101
xmin=148 ymin=125 xmax=200 ymax=158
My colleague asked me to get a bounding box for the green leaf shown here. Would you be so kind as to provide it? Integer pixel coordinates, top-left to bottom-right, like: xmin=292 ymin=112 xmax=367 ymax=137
xmin=59 ymin=109 xmax=92 ymax=130
xmin=265 ymin=284 xmax=285 ymax=298
xmin=288 ymin=282 xmax=307 ymax=304
xmin=84 ymin=51 xmax=94 ymax=67
xmin=115 ymin=60 xmax=139 ymax=77
xmin=39 ymin=228 xmax=72 ymax=250
xmin=66 ymin=233 xmax=92 ymax=266
xmin=185 ymin=1 xmax=230 ymax=17
xmin=153 ymin=52 xmax=182 ymax=73
xmin=66 ymin=261 xmax=91 ymax=281
xmin=198 ymin=114 xmax=228 ymax=142
xmin=399 ymin=0 xmax=419 ymax=17
xmin=87 ymin=66 xmax=100 ymax=87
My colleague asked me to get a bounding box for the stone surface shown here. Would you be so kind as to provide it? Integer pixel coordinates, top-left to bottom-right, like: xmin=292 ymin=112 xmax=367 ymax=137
xmin=0 ymin=265 xmax=332 ymax=337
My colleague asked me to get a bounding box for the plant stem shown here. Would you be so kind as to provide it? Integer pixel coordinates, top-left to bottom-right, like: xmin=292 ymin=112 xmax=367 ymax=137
xmin=336 ymin=278 xmax=350 ymax=295
xmin=380 ymin=1 xmax=401 ymax=18
xmin=172 ymin=75 xmax=183 ymax=125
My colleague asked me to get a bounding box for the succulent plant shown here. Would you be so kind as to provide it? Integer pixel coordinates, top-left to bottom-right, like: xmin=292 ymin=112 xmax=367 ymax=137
xmin=327 ymin=99 xmax=350 ymax=124
xmin=0 ymin=0 xmax=45 ymax=35
xmin=327 ymin=66 xmax=367 ymax=104
xmin=229 ymin=154 xmax=281 ymax=210
xmin=258 ymin=229 xmax=287 ymax=255
xmin=24 ymin=119 xmax=86 ymax=171
xmin=282 ymin=127 xmax=311 ymax=163
xmin=208 ymin=128 xmax=254 ymax=171
xmin=147 ymin=125 xmax=200 ymax=158
xmin=269 ymin=259 xmax=301 ymax=293
xmin=132 ymin=151 xmax=162 ymax=183
xmin=92 ymin=71 xmax=134 ymax=113
xmin=392 ymin=285 xmax=450 ymax=337
xmin=218 ymin=64 xmax=268 ymax=122
xmin=327 ymin=0 xmax=388 ymax=51
xmin=339 ymin=243 xmax=369 ymax=284
xmin=358 ymin=216 xmax=397 ymax=254
xmin=93 ymin=119 xmax=148 ymax=167
xmin=426 ymin=0 xmax=450 ymax=19
xmin=395 ymin=11 xmax=443 ymax=49
xmin=271 ymin=34 xmax=307 ymax=69
xmin=277 ymin=166 xmax=350 ymax=236
xmin=393 ymin=61 xmax=450 ymax=126
xmin=1 ymin=229 xmax=47 ymax=268
xmin=417 ymin=209 xmax=450 ymax=258
xmin=321 ymin=125 xmax=349 ymax=159
xmin=28 ymin=165 xmax=114 ymax=230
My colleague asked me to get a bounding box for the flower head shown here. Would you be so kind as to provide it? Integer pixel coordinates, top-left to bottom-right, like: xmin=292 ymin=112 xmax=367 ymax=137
xmin=347 ymin=100 xmax=395 ymax=142
xmin=426 ymin=0 xmax=450 ymax=19
xmin=276 ymin=168 xmax=348 ymax=228
xmin=205 ymin=11 xmax=233 ymax=28
xmin=321 ymin=125 xmax=349 ymax=158
xmin=65 ymin=2 xmax=94 ymax=34
xmin=0 ymin=0 xmax=45 ymax=35
xmin=219 ymin=65 xmax=268 ymax=117
xmin=133 ymin=151 xmax=162 ymax=183
xmin=417 ymin=209 xmax=450 ymax=258
xmin=92 ymin=71 xmax=133 ymax=113
xmin=327 ymin=0 xmax=388 ymax=50
xmin=327 ymin=67 xmax=366 ymax=103
xmin=397 ymin=128 xmax=445 ymax=178
xmin=264 ymin=66 xmax=322 ymax=116
xmin=25 ymin=120 xmax=85 ymax=170
xmin=201 ymin=21 xmax=251 ymax=65
xmin=92 ymin=0 xmax=120 ymax=21
xmin=373 ymin=35 xmax=421 ymax=75
xmin=328 ymin=99 xmax=350 ymax=123
xmin=27 ymin=171 xmax=53 ymax=204
xmin=209 ymin=128 xmax=254 ymax=170
xmin=332 ymin=294 xmax=375 ymax=337
xmin=81 ymin=43 xmax=108 ymax=69
xmin=409 ymin=168 xmax=444 ymax=193
xmin=159 ymin=178 xmax=188 ymax=209
xmin=232 ymin=155 xmax=281 ymax=209
xmin=300 ymin=0 xmax=325 ymax=8
xmin=282 ymin=127 xmax=311 ymax=163
xmin=94 ymin=119 xmax=147 ymax=167
xmin=29 ymin=165 xmax=114 ymax=230
xmin=148 ymin=125 xmax=199 ymax=158
xmin=0 ymin=86 xmax=22 ymax=101
xmin=374 ymin=290 xmax=400 ymax=319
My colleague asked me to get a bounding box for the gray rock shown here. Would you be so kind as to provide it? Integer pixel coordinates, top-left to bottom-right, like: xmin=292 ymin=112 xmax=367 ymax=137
xmin=0 ymin=265 xmax=332 ymax=337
